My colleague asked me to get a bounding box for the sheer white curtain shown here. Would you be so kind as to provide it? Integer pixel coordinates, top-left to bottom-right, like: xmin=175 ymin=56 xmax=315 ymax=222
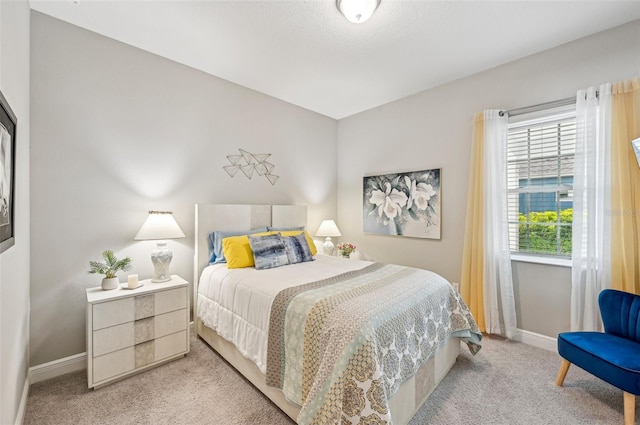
xmin=571 ymin=85 xmax=612 ymax=331
xmin=483 ymin=110 xmax=517 ymax=338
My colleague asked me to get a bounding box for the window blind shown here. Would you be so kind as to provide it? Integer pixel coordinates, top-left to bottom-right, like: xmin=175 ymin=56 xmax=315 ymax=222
xmin=506 ymin=112 xmax=576 ymax=256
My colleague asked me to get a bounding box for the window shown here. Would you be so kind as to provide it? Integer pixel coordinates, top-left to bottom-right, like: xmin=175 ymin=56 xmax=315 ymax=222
xmin=506 ymin=108 xmax=576 ymax=257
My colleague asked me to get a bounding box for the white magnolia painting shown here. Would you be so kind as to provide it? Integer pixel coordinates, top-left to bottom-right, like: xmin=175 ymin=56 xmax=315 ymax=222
xmin=363 ymin=168 xmax=441 ymax=239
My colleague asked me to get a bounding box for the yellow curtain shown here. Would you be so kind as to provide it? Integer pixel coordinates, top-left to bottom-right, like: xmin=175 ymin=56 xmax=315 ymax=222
xmin=460 ymin=112 xmax=486 ymax=332
xmin=611 ymin=78 xmax=640 ymax=294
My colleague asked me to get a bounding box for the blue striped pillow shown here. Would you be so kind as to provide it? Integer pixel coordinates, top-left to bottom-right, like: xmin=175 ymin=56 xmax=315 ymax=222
xmin=248 ymin=234 xmax=289 ymax=270
xmin=282 ymin=233 xmax=314 ymax=264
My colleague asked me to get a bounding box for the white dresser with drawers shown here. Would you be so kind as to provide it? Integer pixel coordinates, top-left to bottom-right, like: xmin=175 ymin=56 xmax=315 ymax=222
xmin=86 ymin=275 xmax=189 ymax=389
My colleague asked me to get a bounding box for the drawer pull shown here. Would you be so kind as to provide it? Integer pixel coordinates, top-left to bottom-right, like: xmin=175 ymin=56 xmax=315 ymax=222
xmin=134 ymin=317 xmax=155 ymax=344
xmin=134 ymin=340 xmax=155 ymax=368
xmin=135 ymin=294 xmax=154 ymax=320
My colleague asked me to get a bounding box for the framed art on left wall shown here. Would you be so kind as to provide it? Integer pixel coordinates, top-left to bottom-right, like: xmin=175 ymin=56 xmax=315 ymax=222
xmin=0 ymin=89 xmax=16 ymax=254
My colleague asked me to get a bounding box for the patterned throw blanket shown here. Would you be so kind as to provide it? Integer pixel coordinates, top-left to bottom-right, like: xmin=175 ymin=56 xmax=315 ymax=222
xmin=266 ymin=263 xmax=482 ymax=425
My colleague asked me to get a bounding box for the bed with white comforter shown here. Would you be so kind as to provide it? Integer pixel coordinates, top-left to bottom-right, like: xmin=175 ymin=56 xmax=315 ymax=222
xmin=197 ymin=254 xmax=481 ymax=424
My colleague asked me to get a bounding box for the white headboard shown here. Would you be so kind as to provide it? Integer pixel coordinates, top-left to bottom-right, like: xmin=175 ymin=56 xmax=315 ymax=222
xmin=193 ymin=204 xmax=308 ymax=285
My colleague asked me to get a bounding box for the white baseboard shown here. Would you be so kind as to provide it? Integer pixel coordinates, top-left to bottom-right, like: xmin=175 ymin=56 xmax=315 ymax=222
xmin=29 ymin=352 xmax=87 ymax=385
xmin=15 ymin=375 xmax=30 ymax=425
xmin=514 ymin=328 xmax=557 ymax=352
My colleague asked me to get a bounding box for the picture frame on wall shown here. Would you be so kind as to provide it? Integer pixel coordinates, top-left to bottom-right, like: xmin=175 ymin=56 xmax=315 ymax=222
xmin=0 ymin=89 xmax=17 ymax=254
xmin=363 ymin=168 xmax=441 ymax=239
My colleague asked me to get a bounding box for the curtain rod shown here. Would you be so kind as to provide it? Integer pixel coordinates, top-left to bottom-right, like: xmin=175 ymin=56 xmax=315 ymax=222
xmin=499 ymin=96 xmax=576 ymax=117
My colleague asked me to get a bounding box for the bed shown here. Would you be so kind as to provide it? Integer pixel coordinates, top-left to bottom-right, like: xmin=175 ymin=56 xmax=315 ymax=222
xmin=194 ymin=204 xmax=481 ymax=425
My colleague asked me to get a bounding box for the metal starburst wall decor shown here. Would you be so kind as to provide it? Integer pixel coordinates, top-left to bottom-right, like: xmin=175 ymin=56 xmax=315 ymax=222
xmin=223 ymin=148 xmax=279 ymax=186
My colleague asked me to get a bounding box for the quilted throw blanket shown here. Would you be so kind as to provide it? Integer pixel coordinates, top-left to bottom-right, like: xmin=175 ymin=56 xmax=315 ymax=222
xmin=266 ymin=262 xmax=482 ymax=425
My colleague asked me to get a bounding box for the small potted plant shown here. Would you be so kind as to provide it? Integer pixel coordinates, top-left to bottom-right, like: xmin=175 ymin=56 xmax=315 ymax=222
xmin=88 ymin=250 xmax=133 ymax=290
xmin=336 ymin=242 xmax=356 ymax=258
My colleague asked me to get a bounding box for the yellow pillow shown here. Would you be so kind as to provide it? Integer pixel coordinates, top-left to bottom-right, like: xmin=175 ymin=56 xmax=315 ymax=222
xmin=222 ymin=231 xmax=272 ymax=269
xmin=279 ymin=230 xmax=317 ymax=256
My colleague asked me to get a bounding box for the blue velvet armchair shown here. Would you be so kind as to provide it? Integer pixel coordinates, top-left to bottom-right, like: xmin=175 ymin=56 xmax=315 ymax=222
xmin=556 ymin=289 xmax=640 ymax=425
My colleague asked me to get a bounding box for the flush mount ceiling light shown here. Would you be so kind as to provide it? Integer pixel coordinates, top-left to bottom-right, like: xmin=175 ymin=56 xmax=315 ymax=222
xmin=336 ymin=0 xmax=381 ymax=24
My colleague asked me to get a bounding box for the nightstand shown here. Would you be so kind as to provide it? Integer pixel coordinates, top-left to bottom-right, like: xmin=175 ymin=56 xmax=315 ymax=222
xmin=86 ymin=275 xmax=189 ymax=389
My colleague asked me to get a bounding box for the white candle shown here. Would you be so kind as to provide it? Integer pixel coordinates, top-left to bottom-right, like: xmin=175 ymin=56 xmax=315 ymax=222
xmin=127 ymin=274 xmax=139 ymax=288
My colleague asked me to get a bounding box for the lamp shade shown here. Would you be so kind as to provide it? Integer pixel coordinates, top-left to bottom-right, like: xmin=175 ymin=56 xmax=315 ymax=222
xmin=134 ymin=211 xmax=185 ymax=240
xmin=315 ymin=219 xmax=342 ymax=237
xmin=633 ymin=138 xmax=640 ymax=168
xmin=336 ymin=0 xmax=381 ymax=24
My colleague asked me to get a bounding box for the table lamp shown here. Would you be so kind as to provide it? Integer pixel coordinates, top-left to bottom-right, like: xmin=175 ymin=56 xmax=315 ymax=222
xmin=135 ymin=211 xmax=185 ymax=282
xmin=315 ymin=219 xmax=342 ymax=255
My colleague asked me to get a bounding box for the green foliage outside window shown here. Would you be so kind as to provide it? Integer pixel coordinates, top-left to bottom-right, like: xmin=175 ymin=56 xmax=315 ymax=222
xmin=518 ymin=208 xmax=573 ymax=255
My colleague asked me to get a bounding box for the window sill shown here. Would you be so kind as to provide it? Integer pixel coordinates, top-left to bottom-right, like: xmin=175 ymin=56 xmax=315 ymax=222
xmin=510 ymin=253 xmax=571 ymax=268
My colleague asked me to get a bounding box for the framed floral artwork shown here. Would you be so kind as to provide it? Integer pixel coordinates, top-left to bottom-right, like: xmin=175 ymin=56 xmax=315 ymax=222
xmin=0 ymin=89 xmax=16 ymax=254
xmin=363 ymin=168 xmax=441 ymax=239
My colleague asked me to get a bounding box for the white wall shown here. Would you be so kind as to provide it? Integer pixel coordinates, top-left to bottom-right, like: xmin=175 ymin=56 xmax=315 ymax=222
xmin=0 ymin=1 xmax=31 ymax=424
xmin=337 ymin=20 xmax=640 ymax=338
xmin=30 ymin=12 xmax=337 ymax=366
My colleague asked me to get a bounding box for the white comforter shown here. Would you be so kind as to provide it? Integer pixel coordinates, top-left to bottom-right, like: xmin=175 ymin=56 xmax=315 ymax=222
xmin=197 ymin=255 xmax=373 ymax=374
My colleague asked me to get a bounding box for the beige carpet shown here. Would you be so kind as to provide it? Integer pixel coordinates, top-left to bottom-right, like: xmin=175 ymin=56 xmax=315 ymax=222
xmin=24 ymin=332 xmax=638 ymax=424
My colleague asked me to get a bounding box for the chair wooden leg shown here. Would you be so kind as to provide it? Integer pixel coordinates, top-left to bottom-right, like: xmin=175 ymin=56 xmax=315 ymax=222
xmin=624 ymin=392 xmax=635 ymax=425
xmin=555 ymin=359 xmax=571 ymax=386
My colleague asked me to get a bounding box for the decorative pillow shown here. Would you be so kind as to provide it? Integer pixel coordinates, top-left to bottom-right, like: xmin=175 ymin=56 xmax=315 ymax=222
xmin=282 ymin=233 xmax=314 ymax=265
xmin=267 ymin=226 xmax=305 ymax=232
xmin=222 ymin=232 xmax=271 ymax=269
xmin=209 ymin=227 xmax=268 ymax=264
xmin=248 ymin=234 xmax=289 ymax=270
xmin=279 ymin=230 xmax=318 ymax=256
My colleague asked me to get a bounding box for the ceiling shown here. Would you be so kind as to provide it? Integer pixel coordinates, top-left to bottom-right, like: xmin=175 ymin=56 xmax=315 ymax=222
xmin=30 ymin=1 xmax=640 ymax=119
